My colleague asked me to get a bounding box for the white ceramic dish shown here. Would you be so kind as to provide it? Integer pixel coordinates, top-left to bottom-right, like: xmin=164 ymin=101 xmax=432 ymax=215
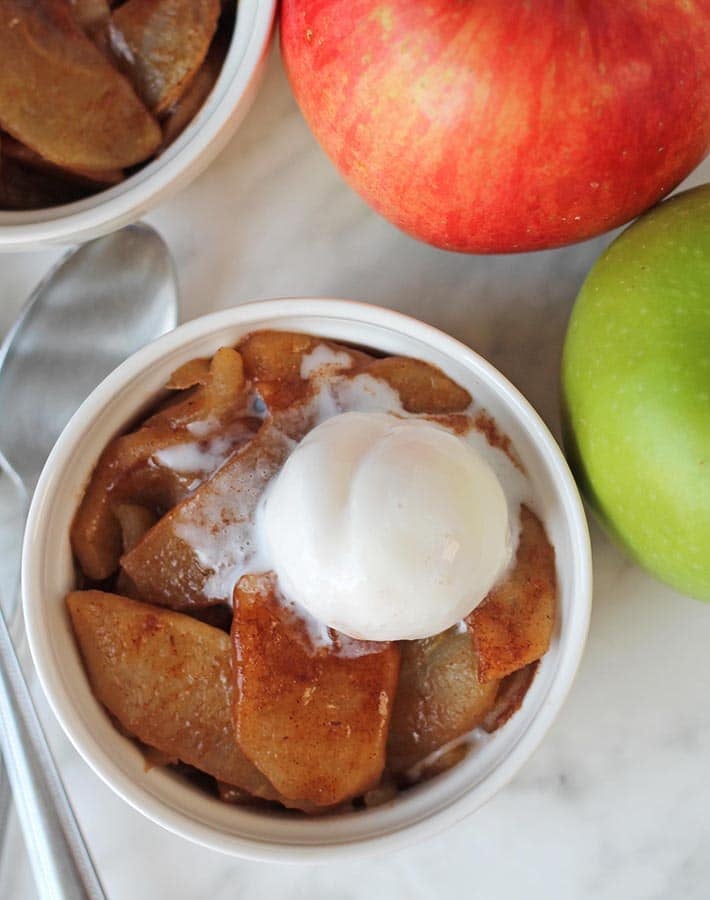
xmin=0 ymin=0 xmax=276 ymax=252
xmin=23 ymin=298 xmax=592 ymax=862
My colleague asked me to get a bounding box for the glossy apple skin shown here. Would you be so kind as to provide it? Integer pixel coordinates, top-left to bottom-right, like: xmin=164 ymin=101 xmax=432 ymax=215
xmin=281 ymin=0 xmax=710 ymax=253
xmin=562 ymin=184 xmax=710 ymax=600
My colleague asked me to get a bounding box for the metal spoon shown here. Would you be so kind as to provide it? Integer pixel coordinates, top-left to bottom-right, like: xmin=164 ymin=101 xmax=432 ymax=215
xmin=0 ymin=224 xmax=178 ymax=899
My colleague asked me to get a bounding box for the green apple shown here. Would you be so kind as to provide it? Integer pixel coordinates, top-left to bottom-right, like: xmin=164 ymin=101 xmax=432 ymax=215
xmin=562 ymin=184 xmax=710 ymax=600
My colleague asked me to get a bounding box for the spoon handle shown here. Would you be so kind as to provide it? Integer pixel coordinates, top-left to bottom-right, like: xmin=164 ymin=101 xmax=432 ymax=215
xmin=0 ymin=604 xmax=106 ymax=900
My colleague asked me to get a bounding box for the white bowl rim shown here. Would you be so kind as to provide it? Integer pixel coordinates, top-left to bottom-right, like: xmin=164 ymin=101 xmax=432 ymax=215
xmin=0 ymin=0 xmax=277 ymax=249
xmin=23 ymin=298 xmax=592 ymax=862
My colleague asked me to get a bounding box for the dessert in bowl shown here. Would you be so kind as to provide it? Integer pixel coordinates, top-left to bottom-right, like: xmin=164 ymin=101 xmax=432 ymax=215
xmin=0 ymin=0 xmax=276 ymax=250
xmin=23 ymin=299 xmax=592 ymax=859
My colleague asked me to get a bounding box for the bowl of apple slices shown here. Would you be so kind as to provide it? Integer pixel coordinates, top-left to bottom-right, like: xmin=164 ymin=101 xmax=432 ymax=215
xmin=0 ymin=0 xmax=276 ymax=250
xmin=23 ymin=299 xmax=592 ymax=860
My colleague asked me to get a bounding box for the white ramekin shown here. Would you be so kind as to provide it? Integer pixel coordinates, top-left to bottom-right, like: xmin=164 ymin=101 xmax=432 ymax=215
xmin=23 ymin=299 xmax=592 ymax=862
xmin=0 ymin=0 xmax=276 ymax=252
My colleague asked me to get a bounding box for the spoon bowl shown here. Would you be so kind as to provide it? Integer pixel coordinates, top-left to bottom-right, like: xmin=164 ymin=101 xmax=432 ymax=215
xmin=0 ymin=225 xmax=178 ymax=494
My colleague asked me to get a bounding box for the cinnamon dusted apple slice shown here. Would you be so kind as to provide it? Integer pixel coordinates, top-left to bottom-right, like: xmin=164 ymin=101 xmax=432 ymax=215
xmin=146 ymin=346 xmax=247 ymax=429
xmin=237 ymin=330 xmax=373 ymax=414
xmin=0 ymin=0 xmax=160 ymax=170
xmin=114 ymin=503 xmax=158 ymax=554
xmin=164 ymin=356 xmax=211 ymax=390
xmin=110 ymin=0 xmax=221 ymax=115
xmin=232 ymin=574 xmax=401 ymax=807
xmin=72 ymin=347 xmax=255 ymax=581
xmin=69 ymin=0 xmax=111 ymax=40
xmin=239 ymin=330 xmax=328 ymax=384
xmin=387 ymin=627 xmax=499 ymax=775
xmin=364 ymin=356 xmax=471 ymax=414
xmin=239 ymin=330 xmax=326 ymax=412
xmin=66 ymin=590 xmax=278 ymax=801
xmin=467 ymin=506 xmax=556 ymax=683
xmin=160 ymin=30 xmax=227 ymax=149
xmin=1 ymin=133 xmax=123 ymax=187
xmin=482 ymin=662 xmax=539 ymax=733
xmin=201 ymin=346 xmax=246 ymax=419
xmin=121 ymin=423 xmax=293 ymax=608
xmin=71 ymin=426 xmax=195 ymax=581
xmin=71 ymin=415 xmax=257 ymax=581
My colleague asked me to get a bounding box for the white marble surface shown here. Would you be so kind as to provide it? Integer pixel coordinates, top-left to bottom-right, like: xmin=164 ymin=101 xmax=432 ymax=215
xmin=1 ymin=48 xmax=710 ymax=900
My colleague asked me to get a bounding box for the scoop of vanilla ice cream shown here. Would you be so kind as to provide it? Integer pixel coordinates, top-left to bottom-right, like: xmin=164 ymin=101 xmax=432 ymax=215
xmin=259 ymin=412 xmax=512 ymax=641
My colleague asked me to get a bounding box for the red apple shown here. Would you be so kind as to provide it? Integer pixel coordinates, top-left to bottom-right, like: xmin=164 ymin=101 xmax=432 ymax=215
xmin=281 ymin=0 xmax=710 ymax=253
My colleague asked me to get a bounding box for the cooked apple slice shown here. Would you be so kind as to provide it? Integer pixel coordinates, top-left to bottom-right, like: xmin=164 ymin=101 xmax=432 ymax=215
xmin=232 ymin=574 xmax=401 ymax=807
xmin=71 ymin=414 xmax=257 ymax=581
xmin=111 ymin=0 xmax=221 ymax=115
xmin=237 ymin=330 xmax=373 ymax=413
xmin=482 ymin=662 xmax=538 ymax=733
xmin=71 ymin=427 xmax=193 ymax=581
xmin=66 ymin=590 xmax=278 ymax=799
xmin=241 ymin=330 xmax=369 ymax=377
xmin=70 ymin=0 xmax=113 ymax=59
xmin=157 ymin=331 xmax=365 ymax=441
xmin=238 ymin=330 xmax=325 ymax=412
xmin=164 ymin=357 xmax=211 ymax=390
xmin=0 ymin=0 xmax=160 ymax=170
xmin=1 ymin=133 xmax=123 ymax=187
xmin=69 ymin=0 xmax=111 ymax=40
xmin=365 ymin=357 xmax=471 ymax=414
xmin=467 ymin=506 xmax=556 ymax=683
xmin=161 ymin=30 xmax=227 ymax=149
xmin=121 ymin=424 xmax=293 ymax=608
xmin=387 ymin=628 xmax=499 ymax=775
xmin=202 ymin=346 xmax=246 ymax=419
xmin=239 ymin=330 xmax=320 ymax=381
xmin=145 ymin=346 xmax=246 ymax=430
xmin=73 ymin=348 xmax=255 ymax=581
xmin=114 ymin=503 xmax=158 ymax=553
xmin=415 ymin=742 xmax=474 ymax=785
